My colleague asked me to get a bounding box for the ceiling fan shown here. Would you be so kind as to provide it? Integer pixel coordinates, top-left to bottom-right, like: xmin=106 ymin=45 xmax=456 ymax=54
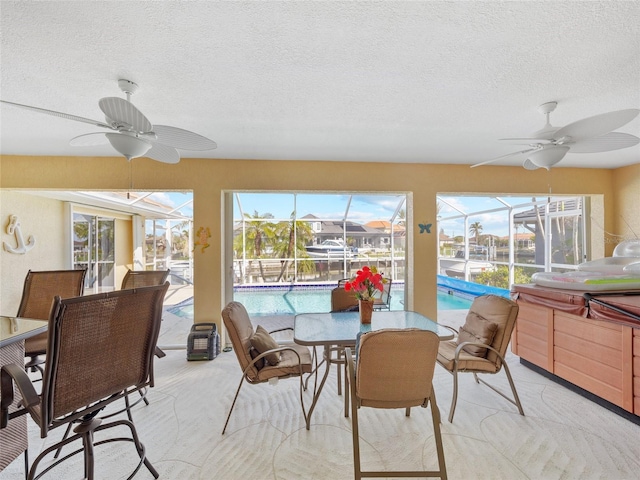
xmin=0 ymin=79 xmax=217 ymax=164
xmin=472 ymin=102 xmax=639 ymax=170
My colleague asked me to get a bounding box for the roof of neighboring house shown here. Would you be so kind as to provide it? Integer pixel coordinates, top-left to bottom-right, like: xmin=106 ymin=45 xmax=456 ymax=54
xmin=366 ymin=220 xmax=389 ymax=229
xmin=320 ymin=220 xmax=380 ymax=235
xmin=499 ymin=233 xmax=535 ymax=240
xmin=514 ymin=199 xmax=582 ymax=222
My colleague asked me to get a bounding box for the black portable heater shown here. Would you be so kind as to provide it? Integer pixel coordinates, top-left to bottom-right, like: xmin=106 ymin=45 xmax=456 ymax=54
xmin=187 ymin=322 xmax=220 ymax=361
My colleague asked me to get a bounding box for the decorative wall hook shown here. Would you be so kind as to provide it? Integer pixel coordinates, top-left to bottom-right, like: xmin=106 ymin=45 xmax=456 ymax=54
xmin=3 ymin=214 xmax=36 ymax=254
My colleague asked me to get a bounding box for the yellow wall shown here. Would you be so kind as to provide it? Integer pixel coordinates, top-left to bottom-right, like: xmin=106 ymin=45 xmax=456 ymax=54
xmin=0 ymin=154 xmax=628 ymax=328
xmin=612 ymin=163 xmax=640 ymax=244
xmin=0 ymin=190 xmax=70 ymax=314
xmin=0 ymin=192 xmax=135 ymax=311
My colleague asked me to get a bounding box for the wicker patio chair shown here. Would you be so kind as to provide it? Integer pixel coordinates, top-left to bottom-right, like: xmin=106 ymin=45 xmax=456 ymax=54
xmin=18 ymin=269 xmax=87 ymax=378
xmin=1 ymin=283 xmax=168 ymax=480
xmin=51 ymin=269 xmax=171 ymax=459
xmin=121 ymin=268 xmax=170 ymax=289
xmin=121 ymin=268 xmax=170 ymax=361
xmin=345 ymin=328 xmax=447 ymax=479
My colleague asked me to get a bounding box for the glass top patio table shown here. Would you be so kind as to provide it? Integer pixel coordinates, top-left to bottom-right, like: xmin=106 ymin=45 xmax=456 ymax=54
xmin=293 ymin=310 xmax=454 ymax=346
xmin=0 ymin=316 xmax=48 ymax=348
xmin=293 ymin=310 xmax=453 ymax=430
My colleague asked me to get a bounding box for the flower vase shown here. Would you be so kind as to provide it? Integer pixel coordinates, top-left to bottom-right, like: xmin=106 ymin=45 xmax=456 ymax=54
xmin=359 ymin=299 xmax=374 ymax=324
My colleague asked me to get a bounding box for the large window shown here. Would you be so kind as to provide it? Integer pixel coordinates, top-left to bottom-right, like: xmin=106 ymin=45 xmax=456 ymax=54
xmin=232 ymin=192 xmax=407 ymax=285
xmin=437 ymin=195 xmax=588 ymax=289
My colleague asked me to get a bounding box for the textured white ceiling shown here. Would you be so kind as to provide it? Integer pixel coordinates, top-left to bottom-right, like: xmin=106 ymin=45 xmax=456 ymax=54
xmin=1 ymin=1 xmax=639 ymax=168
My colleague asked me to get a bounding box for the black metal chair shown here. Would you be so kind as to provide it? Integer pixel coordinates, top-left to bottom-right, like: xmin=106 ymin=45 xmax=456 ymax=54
xmin=121 ymin=268 xmax=170 ymax=290
xmin=18 ymin=269 xmax=87 ymax=379
xmin=1 ymin=283 xmax=169 ymax=480
xmin=121 ymin=269 xmax=170 ymax=360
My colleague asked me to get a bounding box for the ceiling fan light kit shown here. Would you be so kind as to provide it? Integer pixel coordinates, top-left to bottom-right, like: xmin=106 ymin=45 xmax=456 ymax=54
xmin=0 ymin=79 xmax=217 ymax=164
xmin=105 ymin=133 xmax=151 ymax=161
xmin=473 ymin=102 xmax=639 ymax=170
xmin=527 ymin=145 xmax=570 ymax=170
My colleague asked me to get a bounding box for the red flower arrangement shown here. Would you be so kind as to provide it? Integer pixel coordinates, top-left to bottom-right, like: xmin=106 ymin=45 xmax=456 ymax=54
xmin=344 ymin=266 xmax=386 ymax=301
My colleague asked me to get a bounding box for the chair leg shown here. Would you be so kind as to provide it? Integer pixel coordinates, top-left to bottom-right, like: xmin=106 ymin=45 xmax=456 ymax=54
xmin=138 ymin=387 xmax=150 ymax=407
xmin=336 ymin=349 xmax=343 ymax=395
xmin=222 ymin=376 xmax=246 ymax=434
xmin=348 ymin=360 xmax=362 ymax=480
xmin=82 ymin=429 xmax=95 ymax=480
xmin=429 ymin=394 xmax=448 ymax=480
xmin=502 ymin=360 xmax=525 ymax=416
xmin=53 ymin=422 xmax=74 ymax=459
xmin=93 ymin=418 xmax=159 ymax=479
xmin=23 ymin=448 xmax=28 ymax=480
xmin=475 ymin=362 xmax=525 ymax=416
xmin=344 ymin=360 xmax=349 ymax=418
xmin=448 ymin=367 xmax=460 ymax=423
xmin=26 ymin=415 xmax=155 ymax=480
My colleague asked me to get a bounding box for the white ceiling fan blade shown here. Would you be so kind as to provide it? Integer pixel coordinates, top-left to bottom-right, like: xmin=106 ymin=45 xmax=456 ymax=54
xmin=98 ymin=97 xmax=152 ymax=133
xmin=145 ymin=142 xmax=181 ymax=164
xmin=153 ymin=125 xmax=217 ymax=151
xmin=554 ymin=109 xmax=640 ymax=143
xmin=470 ymin=147 xmax=538 ymax=168
xmin=1 ymin=100 xmax=113 ymax=129
xmin=499 ymin=138 xmax=552 ymax=145
xmin=70 ymin=133 xmax=109 ymax=146
xmin=569 ymin=132 xmax=640 ymax=153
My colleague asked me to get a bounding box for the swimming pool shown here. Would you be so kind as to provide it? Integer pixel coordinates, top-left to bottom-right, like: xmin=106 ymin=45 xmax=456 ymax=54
xmin=168 ymin=285 xmax=472 ymax=318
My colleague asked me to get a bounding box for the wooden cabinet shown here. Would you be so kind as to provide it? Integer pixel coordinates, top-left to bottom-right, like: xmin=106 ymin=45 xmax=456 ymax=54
xmin=512 ymin=285 xmax=640 ymax=419
xmin=634 ymin=328 xmax=640 ymax=415
xmin=512 ymin=302 xmax=552 ymax=371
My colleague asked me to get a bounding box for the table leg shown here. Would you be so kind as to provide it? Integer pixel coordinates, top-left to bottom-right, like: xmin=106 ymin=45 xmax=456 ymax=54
xmin=344 ymin=359 xmax=350 ymax=418
xmin=305 ymin=344 xmax=333 ymax=430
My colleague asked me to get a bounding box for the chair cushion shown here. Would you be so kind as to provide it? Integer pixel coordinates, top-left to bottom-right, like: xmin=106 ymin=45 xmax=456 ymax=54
xmin=256 ymin=344 xmax=313 ymax=381
xmin=250 ymin=325 xmax=281 ymax=366
xmin=249 ymin=347 xmax=265 ymax=370
xmin=437 ymin=340 xmax=499 ymax=373
xmin=457 ymin=311 xmax=498 ymax=357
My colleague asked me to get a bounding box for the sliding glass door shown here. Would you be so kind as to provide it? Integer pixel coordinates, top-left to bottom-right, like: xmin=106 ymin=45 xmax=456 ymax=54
xmin=73 ymin=213 xmax=115 ymax=293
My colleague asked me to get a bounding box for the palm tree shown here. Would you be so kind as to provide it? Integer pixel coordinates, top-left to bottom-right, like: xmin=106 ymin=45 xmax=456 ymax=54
xmin=469 ymin=221 xmax=483 ymax=246
xmin=236 ymin=211 xmax=276 ymax=281
xmin=272 ymin=213 xmax=315 ymax=281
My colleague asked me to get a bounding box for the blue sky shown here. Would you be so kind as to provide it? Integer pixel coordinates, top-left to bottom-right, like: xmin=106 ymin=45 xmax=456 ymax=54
xmin=438 ymin=195 xmax=543 ymax=238
xmin=159 ymin=191 xmax=540 ymax=238
xmin=233 ymin=193 xmax=407 ymax=222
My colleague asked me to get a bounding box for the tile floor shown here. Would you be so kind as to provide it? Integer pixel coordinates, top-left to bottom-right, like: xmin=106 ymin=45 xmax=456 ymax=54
xmin=2 ymin=309 xmax=639 ymax=479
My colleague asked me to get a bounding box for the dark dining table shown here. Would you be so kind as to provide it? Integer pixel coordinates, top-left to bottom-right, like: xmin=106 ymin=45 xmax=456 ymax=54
xmin=0 ymin=315 xmax=48 ymax=472
xmin=293 ymin=310 xmax=454 ymax=429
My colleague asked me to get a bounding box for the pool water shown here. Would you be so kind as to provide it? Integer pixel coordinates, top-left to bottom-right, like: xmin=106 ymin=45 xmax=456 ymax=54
xmin=169 ymin=286 xmax=472 ymax=318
